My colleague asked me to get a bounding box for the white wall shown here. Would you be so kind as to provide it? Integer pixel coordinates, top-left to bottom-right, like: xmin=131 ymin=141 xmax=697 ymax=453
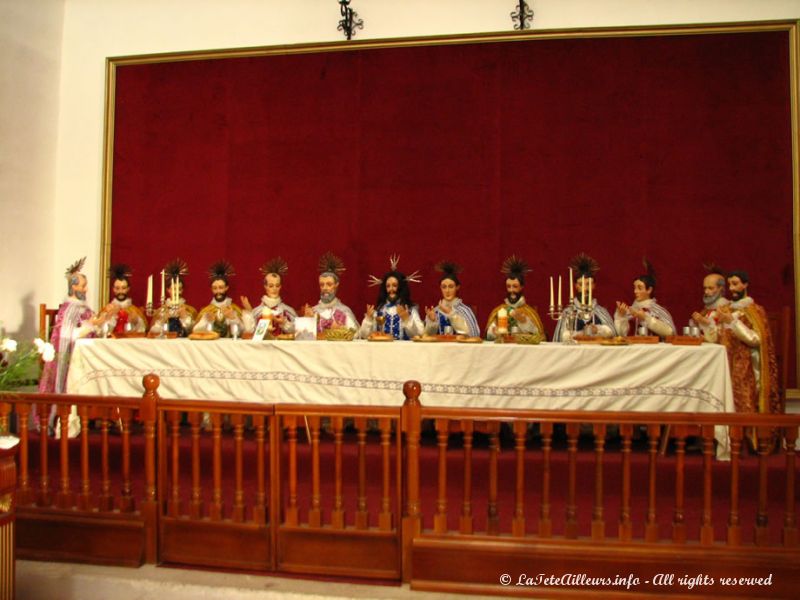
xmin=2 ymin=0 xmax=799 ymax=337
xmin=0 ymin=0 xmax=64 ymax=338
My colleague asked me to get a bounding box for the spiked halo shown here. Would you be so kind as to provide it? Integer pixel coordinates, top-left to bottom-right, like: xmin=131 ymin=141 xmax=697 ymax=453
xmin=500 ymin=255 xmax=531 ymax=280
xmin=207 ymin=260 xmax=236 ymax=283
xmin=107 ymin=263 xmax=133 ymax=282
xmin=64 ymin=257 xmax=86 ymax=279
xmin=568 ymin=253 xmax=599 ymax=279
xmin=318 ymin=252 xmax=346 ymax=281
xmin=367 ymin=254 xmax=422 ymax=287
xmin=163 ymin=258 xmax=189 ymax=281
xmin=259 ymin=257 xmax=288 ymax=278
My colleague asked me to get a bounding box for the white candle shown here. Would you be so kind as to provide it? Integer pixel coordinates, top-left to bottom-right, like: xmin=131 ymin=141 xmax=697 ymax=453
xmin=588 ymin=277 xmax=592 ymax=305
xmin=160 ymin=270 xmax=165 ymax=302
xmin=549 ymin=276 xmax=554 ymax=308
xmin=146 ymin=275 xmax=153 ymax=306
xmin=558 ymin=276 xmax=562 ymax=307
xmin=581 ymin=275 xmax=586 ymax=305
xmin=569 ymin=268 xmax=574 ymax=302
xmin=172 ymin=278 xmax=177 ymax=304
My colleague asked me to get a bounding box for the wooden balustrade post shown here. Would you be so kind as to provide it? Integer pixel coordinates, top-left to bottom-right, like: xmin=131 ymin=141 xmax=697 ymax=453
xmin=645 ymin=424 xmax=660 ymax=543
xmin=378 ymin=417 xmax=393 ymax=531
xmin=285 ymin=415 xmax=298 ymax=526
xmin=565 ymin=422 xmax=579 ymax=539
xmin=700 ymin=424 xmax=715 ymax=545
xmin=487 ymin=421 xmax=501 ymax=535
xmin=539 ymin=422 xmax=553 ymax=538
xmin=754 ymin=425 xmax=771 ymax=545
xmin=187 ymin=412 xmax=202 ymax=519
xmin=231 ymin=413 xmax=246 ymax=523
xmin=253 ymin=415 xmax=267 ymax=525
xmin=307 ymin=415 xmax=322 ymax=527
xmin=140 ymin=374 xmax=159 ymax=563
xmin=434 ymin=418 xmax=449 ymax=534
xmin=55 ymin=403 xmax=73 ymax=509
xmin=37 ymin=402 xmax=50 ymax=507
xmin=77 ymin=405 xmax=92 ymax=511
xmin=672 ymin=424 xmax=687 ymax=543
xmin=401 ymin=381 xmax=422 ymax=583
xmin=460 ymin=420 xmax=474 ymax=535
xmin=591 ymin=423 xmax=606 ymax=541
xmin=727 ymin=426 xmax=743 ymax=546
xmin=167 ymin=410 xmax=182 ymax=517
xmin=783 ymin=426 xmax=798 ymax=547
xmin=14 ymin=403 xmax=32 ymax=506
xmin=512 ymin=421 xmax=527 ymax=537
xmin=210 ymin=412 xmax=223 ymax=521
xmin=331 ymin=415 xmax=345 ymax=529
xmin=355 ymin=417 xmax=369 ymax=530
xmin=98 ymin=409 xmax=113 ymax=511
xmin=118 ymin=408 xmax=134 ymax=512
xmin=618 ymin=423 xmax=632 ymax=542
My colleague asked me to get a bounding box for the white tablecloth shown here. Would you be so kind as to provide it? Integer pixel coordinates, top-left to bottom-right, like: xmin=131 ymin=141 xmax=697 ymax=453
xmin=67 ymin=338 xmax=732 ymax=414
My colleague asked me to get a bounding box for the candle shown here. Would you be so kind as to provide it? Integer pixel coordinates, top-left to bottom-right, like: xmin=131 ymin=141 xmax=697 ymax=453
xmin=160 ymin=270 xmax=165 ymax=302
xmin=146 ymin=275 xmax=153 ymax=306
xmin=549 ymin=276 xmax=554 ymax=308
xmin=581 ymin=275 xmax=586 ymax=305
xmin=172 ymin=278 xmax=177 ymax=304
xmin=558 ymin=275 xmax=562 ymax=307
xmin=569 ymin=268 xmax=574 ymax=302
xmin=588 ymin=277 xmax=592 ymax=305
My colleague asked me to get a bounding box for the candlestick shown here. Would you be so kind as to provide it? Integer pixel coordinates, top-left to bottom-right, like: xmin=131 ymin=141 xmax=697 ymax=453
xmin=549 ymin=276 xmax=554 ymax=309
xmin=558 ymin=276 xmax=562 ymax=308
xmin=569 ymin=268 xmax=574 ymax=302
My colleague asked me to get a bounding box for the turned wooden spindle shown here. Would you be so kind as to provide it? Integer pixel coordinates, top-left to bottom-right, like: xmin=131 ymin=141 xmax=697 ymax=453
xmin=331 ymin=415 xmax=345 ymax=529
xmin=672 ymin=424 xmax=687 ymax=543
xmin=700 ymin=424 xmax=715 ymax=545
xmin=119 ymin=407 xmax=134 ymax=512
xmin=591 ymin=423 xmax=606 ymax=541
xmin=167 ymin=410 xmax=181 ymax=517
xmin=511 ymin=421 xmax=527 ymax=537
xmin=727 ymin=425 xmax=743 ymax=545
xmin=55 ymin=403 xmax=73 ymax=509
xmin=37 ymin=402 xmax=50 ymax=507
xmin=307 ymin=415 xmax=322 ymax=527
xmin=354 ymin=417 xmax=368 ymax=530
xmin=285 ymin=415 xmax=298 ymax=526
xmin=15 ymin=403 xmax=31 ymax=506
xmin=232 ymin=413 xmax=245 ymax=523
xmin=77 ymin=405 xmax=91 ymax=511
xmin=378 ymin=417 xmax=393 ymax=531
xmin=434 ymin=418 xmax=449 ymax=534
xmin=210 ymin=412 xmax=223 ymax=521
xmin=253 ymin=415 xmax=266 ymax=525
xmin=645 ymin=424 xmax=660 ymax=543
xmin=539 ymin=422 xmax=553 ymax=538
xmin=460 ymin=420 xmax=474 ymax=535
xmin=754 ymin=425 xmax=771 ymax=546
xmin=618 ymin=424 xmax=633 ymax=542
xmin=565 ymin=422 xmax=579 ymax=539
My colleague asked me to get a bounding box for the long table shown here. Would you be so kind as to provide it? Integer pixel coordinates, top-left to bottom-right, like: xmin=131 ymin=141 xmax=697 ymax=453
xmin=66 ymin=338 xmax=733 ymax=456
xmin=67 ymin=338 xmax=732 ymax=412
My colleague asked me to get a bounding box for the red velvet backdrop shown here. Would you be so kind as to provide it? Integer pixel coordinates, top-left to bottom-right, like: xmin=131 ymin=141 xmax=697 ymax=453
xmin=110 ymin=30 xmax=795 ymax=382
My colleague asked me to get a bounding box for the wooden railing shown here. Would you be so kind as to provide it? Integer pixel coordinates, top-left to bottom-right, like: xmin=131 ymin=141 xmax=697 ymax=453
xmin=2 ymin=378 xmax=800 ymax=597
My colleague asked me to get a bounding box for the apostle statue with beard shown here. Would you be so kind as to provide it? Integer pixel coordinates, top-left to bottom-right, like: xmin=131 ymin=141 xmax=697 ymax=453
xmin=301 ymin=252 xmax=359 ymax=334
xmin=553 ymin=253 xmax=616 ymax=342
xmin=358 ymin=255 xmax=424 ymax=340
xmin=96 ymin=263 xmax=147 ymax=335
xmin=716 ymin=270 xmax=781 ymax=416
xmin=38 ymin=257 xmax=99 ymax=437
xmin=241 ymin=257 xmax=297 ymax=336
xmin=424 ymin=260 xmax=480 ymax=337
xmin=690 ymin=264 xmax=730 ymax=343
xmin=614 ymin=259 xmax=675 ymax=339
xmin=148 ymin=258 xmax=197 ymax=337
xmin=485 ymin=255 xmax=544 ymax=341
xmin=193 ymin=260 xmax=246 ymax=337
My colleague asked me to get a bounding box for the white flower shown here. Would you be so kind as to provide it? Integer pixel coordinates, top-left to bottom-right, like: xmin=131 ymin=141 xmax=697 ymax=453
xmin=41 ymin=343 xmax=56 ymax=363
xmin=0 ymin=338 xmax=18 ymax=353
xmin=33 ymin=338 xmax=45 ymax=351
